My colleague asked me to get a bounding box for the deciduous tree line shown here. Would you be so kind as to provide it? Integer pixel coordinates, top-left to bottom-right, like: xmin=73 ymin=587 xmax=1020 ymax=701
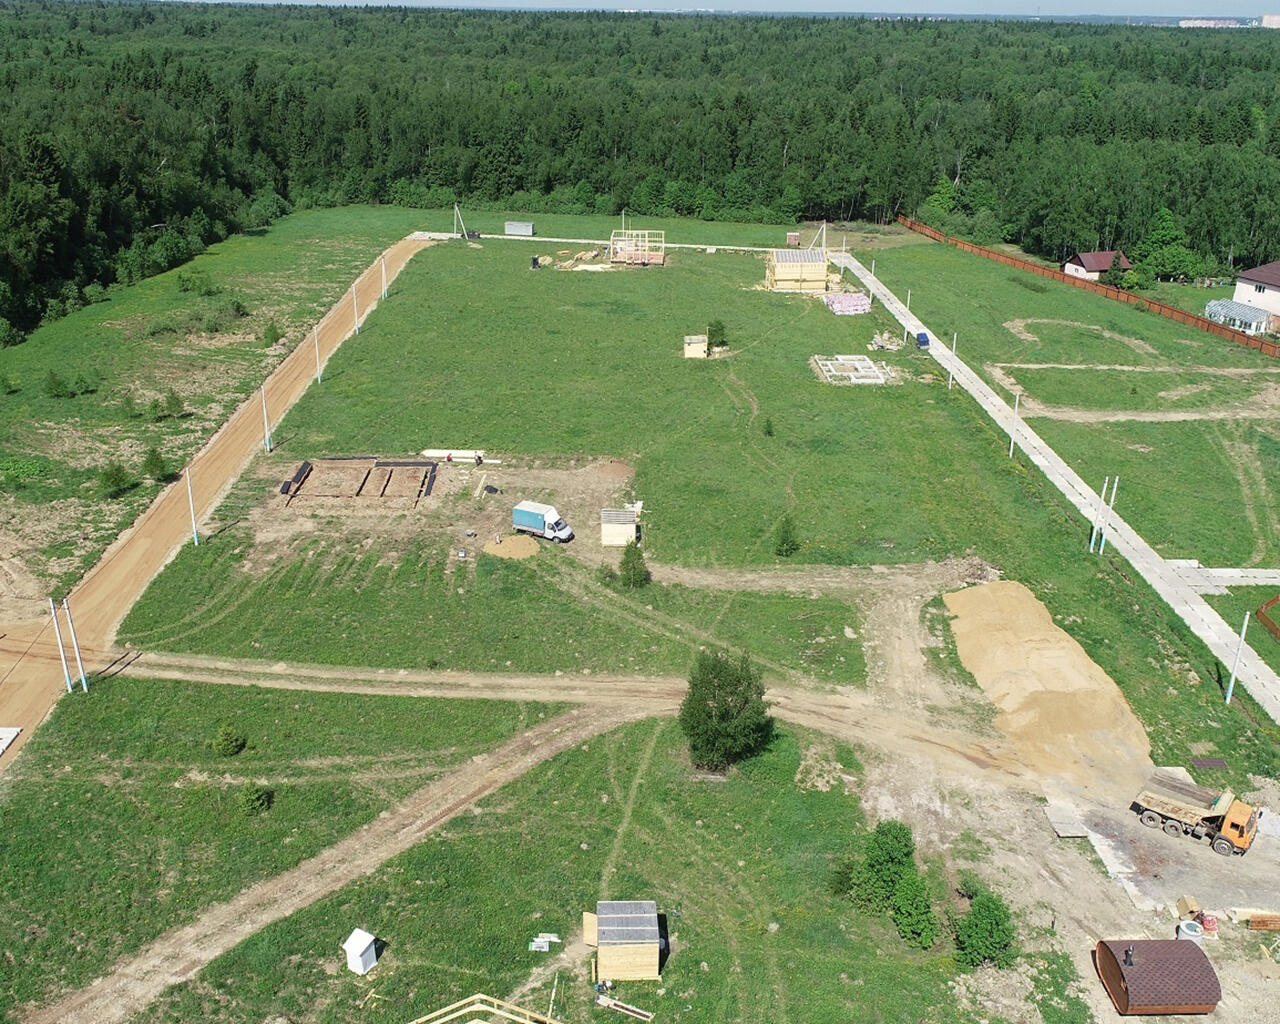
xmin=4 ymin=3 xmax=1280 ymax=339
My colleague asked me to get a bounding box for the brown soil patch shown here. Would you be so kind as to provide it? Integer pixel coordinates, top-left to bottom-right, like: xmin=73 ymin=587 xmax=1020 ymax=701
xmin=483 ymin=534 xmax=539 ymax=560
xmin=943 ymin=580 xmax=1151 ymax=801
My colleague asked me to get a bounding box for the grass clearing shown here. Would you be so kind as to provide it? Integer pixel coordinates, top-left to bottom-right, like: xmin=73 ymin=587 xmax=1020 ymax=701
xmin=119 ymin=227 xmax=1280 ymax=786
xmin=870 ymin=242 xmax=1280 ymax=568
xmin=0 ymin=206 xmax=429 ymax=597
xmin=0 ymin=676 xmax=551 ymax=1016
xmin=128 ymin=721 xmax=973 ymax=1024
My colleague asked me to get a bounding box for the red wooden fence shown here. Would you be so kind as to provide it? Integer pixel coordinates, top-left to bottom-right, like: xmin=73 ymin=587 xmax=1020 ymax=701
xmin=894 ymin=215 xmax=1280 ymax=360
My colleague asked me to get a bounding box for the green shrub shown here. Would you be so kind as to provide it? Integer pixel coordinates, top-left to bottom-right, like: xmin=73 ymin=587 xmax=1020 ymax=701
xmin=828 ymin=853 xmax=858 ymax=898
xmin=853 ymin=819 xmax=915 ymax=912
xmin=763 ymin=416 xmax=774 ymax=437
xmin=618 ymin=540 xmax=650 ymax=588
xmin=236 ymin=781 xmax=272 ymax=817
xmin=147 ymin=397 xmax=163 ymax=422
xmin=176 ymin=269 xmax=218 ymax=296
xmin=262 ymin=321 xmax=281 ymax=347
xmin=164 ymin=388 xmax=184 ymax=419
xmin=98 ymin=460 xmax=133 ymax=498
xmin=121 ymin=392 xmax=136 ymax=418
xmin=142 ymin=446 xmax=167 ymax=481
xmin=956 ymin=868 xmax=984 ymax=900
xmin=212 ymin=723 xmax=247 ymax=757
xmin=43 ymin=369 xmax=72 ymax=399
xmin=707 ymin=318 xmax=727 ymax=348
xmin=0 ymin=372 xmax=18 ymax=395
xmin=954 ymin=890 xmax=1017 ymax=968
xmin=598 ymin=564 xmax=619 ymax=585
xmin=773 ymin=514 xmax=800 ymax=557
xmin=678 ymin=650 xmax=773 ymax=771
xmin=890 ymin=868 xmax=938 ymax=949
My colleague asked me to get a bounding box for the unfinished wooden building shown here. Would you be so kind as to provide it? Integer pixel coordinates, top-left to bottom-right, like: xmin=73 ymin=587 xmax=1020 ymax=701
xmin=766 ymin=248 xmax=828 ymax=292
xmin=584 ymin=900 xmax=661 ymax=980
xmin=609 ymin=229 xmax=666 ymax=266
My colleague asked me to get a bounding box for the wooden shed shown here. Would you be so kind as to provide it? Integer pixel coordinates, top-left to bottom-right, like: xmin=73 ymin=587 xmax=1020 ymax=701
xmin=1095 ymin=939 xmax=1221 ymax=1015
xmin=766 ymin=249 xmax=827 ymax=292
xmin=683 ymin=334 xmax=709 ymax=358
xmin=584 ymin=900 xmax=661 ymax=980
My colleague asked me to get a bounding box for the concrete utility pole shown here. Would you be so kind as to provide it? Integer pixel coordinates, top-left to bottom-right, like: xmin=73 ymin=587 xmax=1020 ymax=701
xmin=185 ymin=468 xmax=199 ymax=546
xmin=1008 ymin=393 xmax=1020 ymax=458
xmin=63 ymin=598 xmax=87 ymax=692
xmin=1226 ymin=611 xmax=1250 ymax=704
xmin=314 ymin=324 xmax=322 ymax=384
xmin=261 ymin=386 xmax=272 ymax=453
xmin=1098 ymin=477 xmax=1120 ymax=554
xmin=948 ymin=333 xmax=956 ymax=390
xmin=352 ymin=284 xmax=360 ymax=335
xmin=1089 ymin=476 xmax=1111 ymax=552
xmin=381 ymin=254 xmax=387 ymax=299
xmin=49 ymin=598 xmax=72 ymax=692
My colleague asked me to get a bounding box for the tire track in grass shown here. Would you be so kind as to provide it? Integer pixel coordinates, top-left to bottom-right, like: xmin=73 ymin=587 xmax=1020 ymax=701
xmin=598 ymin=719 xmax=663 ymax=900
xmin=21 ymin=705 xmax=637 ymax=1024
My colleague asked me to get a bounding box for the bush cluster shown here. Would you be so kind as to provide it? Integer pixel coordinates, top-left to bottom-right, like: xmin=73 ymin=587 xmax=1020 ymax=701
xmin=953 ymin=888 xmax=1017 ymax=968
xmin=834 ymin=819 xmax=938 ymax=950
xmin=236 ymin=781 xmax=272 ymax=817
xmin=212 ymin=724 xmax=248 ymax=757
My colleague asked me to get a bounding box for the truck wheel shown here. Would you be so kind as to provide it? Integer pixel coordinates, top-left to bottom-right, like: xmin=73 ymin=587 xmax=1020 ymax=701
xmin=1162 ymin=820 xmax=1182 ymax=837
xmin=1211 ymin=838 xmax=1234 ymax=857
xmin=1140 ymin=810 xmax=1161 ymax=829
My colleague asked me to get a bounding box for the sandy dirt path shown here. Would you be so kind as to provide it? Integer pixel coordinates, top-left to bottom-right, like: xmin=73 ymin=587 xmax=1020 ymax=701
xmin=0 ymin=236 xmax=433 ymax=771
xmin=21 ymin=705 xmax=635 ymax=1024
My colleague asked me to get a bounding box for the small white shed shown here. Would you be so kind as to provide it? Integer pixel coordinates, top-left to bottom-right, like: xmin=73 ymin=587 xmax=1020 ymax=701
xmin=683 ymin=334 xmax=709 ymax=359
xmin=342 ymin=928 xmax=379 ymax=975
xmin=601 ymin=508 xmax=639 ymax=547
xmin=505 ymin=220 xmax=535 ymax=236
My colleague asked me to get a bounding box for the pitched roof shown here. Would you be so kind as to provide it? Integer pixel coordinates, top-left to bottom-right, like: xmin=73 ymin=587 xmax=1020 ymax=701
xmin=771 ymin=248 xmax=827 ymax=264
xmin=1099 ymin=939 xmax=1221 ymax=1010
xmin=1069 ymin=250 xmax=1131 ymax=273
xmin=596 ymin=900 xmax=659 ymax=946
xmin=1239 ymin=260 xmax=1280 ymax=288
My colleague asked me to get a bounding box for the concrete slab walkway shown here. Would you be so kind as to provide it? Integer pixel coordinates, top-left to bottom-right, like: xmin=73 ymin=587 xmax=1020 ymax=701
xmin=830 ymin=251 xmax=1280 ymax=724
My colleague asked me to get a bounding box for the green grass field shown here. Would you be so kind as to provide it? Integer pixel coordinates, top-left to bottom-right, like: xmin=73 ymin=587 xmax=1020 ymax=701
xmin=0 ymin=206 xmax=429 ymax=595
xmin=119 ymin=232 xmax=1280 ymax=782
xmin=869 ymin=241 xmax=1280 ymax=568
xmin=0 ymin=677 xmax=551 ymax=1016
xmin=125 ymin=721 xmax=988 ymax=1024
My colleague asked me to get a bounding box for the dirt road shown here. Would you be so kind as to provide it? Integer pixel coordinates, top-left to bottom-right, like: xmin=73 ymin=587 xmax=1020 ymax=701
xmin=22 ymin=705 xmax=635 ymax=1024
xmin=0 ymin=236 xmax=433 ymax=771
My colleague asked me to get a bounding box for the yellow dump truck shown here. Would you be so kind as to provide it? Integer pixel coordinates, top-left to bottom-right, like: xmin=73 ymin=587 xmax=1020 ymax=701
xmin=1133 ymin=769 xmax=1262 ymax=856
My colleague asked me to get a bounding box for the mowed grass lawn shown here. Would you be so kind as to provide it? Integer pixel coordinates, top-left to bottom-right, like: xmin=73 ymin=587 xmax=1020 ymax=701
xmin=0 ymin=206 xmax=428 ymax=592
xmin=121 ymin=234 xmax=1280 ymax=781
xmin=128 ymin=722 xmax=976 ymax=1024
xmin=871 ymin=241 xmax=1280 ymax=568
xmin=0 ymin=677 xmax=552 ymax=1018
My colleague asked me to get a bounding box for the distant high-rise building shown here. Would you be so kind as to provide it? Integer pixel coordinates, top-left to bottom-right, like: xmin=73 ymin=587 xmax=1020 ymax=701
xmin=1263 ymin=13 xmax=1280 ymax=28
xmin=1178 ymin=18 xmax=1241 ymax=27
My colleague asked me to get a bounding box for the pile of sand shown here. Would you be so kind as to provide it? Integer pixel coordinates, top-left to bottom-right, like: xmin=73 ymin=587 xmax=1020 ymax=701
xmin=943 ymin=580 xmax=1151 ymax=800
xmin=483 ymin=534 xmax=540 ymax=560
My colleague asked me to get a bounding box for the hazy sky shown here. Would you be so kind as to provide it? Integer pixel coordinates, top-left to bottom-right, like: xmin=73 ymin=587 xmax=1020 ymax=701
xmin=310 ymin=0 xmax=1278 ymax=16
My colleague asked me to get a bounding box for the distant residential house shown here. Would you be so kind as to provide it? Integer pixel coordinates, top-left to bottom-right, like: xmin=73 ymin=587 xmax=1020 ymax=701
xmin=1233 ymin=260 xmax=1280 ymax=318
xmin=1205 ymin=299 xmax=1272 ymax=336
xmin=1062 ymin=250 xmax=1131 ymax=282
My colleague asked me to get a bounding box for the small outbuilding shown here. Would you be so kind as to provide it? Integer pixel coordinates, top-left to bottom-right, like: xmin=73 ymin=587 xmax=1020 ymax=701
xmin=1206 ymin=298 xmax=1272 ymax=336
xmin=601 ymin=508 xmax=639 ymax=547
xmin=1095 ymin=939 xmax=1221 ymax=1016
xmin=342 ymin=928 xmax=379 ymax=975
xmin=1063 ymin=250 xmax=1131 ymax=282
xmin=584 ymin=900 xmax=661 ymax=981
xmin=767 ymin=249 xmax=828 ymax=292
xmin=683 ymin=334 xmax=709 ymax=358
xmin=505 ymin=220 xmax=535 ymax=236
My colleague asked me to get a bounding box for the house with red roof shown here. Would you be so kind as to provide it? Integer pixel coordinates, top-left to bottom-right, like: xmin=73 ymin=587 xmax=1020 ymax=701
xmin=1062 ymin=250 xmax=1131 ymax=282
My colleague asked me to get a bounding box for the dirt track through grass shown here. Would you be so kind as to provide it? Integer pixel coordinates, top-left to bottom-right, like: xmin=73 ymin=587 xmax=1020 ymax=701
xmin=22 ymin=705 xmax=637 ymax=1024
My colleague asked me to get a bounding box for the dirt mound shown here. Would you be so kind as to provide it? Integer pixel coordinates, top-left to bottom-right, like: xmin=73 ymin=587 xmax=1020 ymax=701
xmin=483 ymin=534 xmax=539 ymax=560
xmin=592 ymin=459 xmax=634 ymax=480
xmin=943 ymin=580 xmax=1151 ymax=801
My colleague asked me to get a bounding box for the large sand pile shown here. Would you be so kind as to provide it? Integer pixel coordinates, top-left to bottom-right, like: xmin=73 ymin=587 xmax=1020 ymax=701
xmin=483 ymin=534 xmax=540 ymax=560
xmin=944 ymin=580 xmax=1152 ymax=801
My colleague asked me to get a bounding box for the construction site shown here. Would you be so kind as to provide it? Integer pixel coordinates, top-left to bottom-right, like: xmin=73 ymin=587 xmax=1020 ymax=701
xmin=2 ymin=212 xmax=1280 ymax=1024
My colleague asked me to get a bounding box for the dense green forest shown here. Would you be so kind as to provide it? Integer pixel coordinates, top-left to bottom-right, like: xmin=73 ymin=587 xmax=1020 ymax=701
xmin=3 ymin=1 xmax=1280 ymax=339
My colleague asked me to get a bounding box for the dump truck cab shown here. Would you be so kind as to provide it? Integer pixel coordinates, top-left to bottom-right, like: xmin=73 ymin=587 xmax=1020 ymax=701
xmin=1218 ymin=798 xmax=1260 ymax=853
